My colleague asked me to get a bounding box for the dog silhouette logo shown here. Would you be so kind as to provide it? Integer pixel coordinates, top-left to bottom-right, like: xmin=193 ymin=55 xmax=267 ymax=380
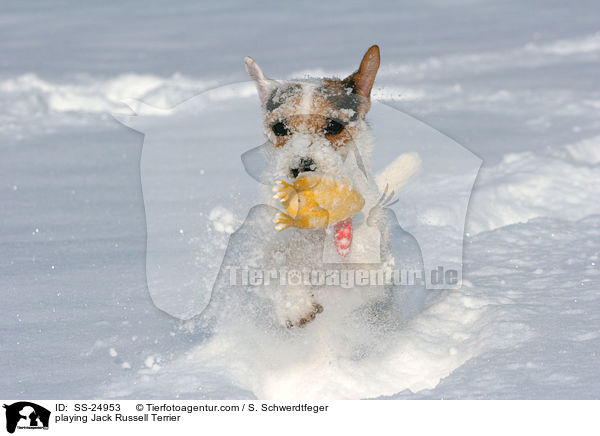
xmin=3 ymin=402 xmax=50 ymax=433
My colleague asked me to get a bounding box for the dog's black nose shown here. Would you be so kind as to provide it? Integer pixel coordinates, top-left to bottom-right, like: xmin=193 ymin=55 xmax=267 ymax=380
xmin=290 ymin=157 xmax=316 ymax=179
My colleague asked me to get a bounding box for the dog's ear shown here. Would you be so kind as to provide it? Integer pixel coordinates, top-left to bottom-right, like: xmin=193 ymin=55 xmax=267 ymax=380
xmin=244 ymin=57 xmax=277 ymax=106
xmin=343 ymin=45 xmax=380 ymax=104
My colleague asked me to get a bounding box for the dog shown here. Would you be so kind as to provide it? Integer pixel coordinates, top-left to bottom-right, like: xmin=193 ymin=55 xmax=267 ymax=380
xmin=244 ymin=45 xmax=421 ymax=328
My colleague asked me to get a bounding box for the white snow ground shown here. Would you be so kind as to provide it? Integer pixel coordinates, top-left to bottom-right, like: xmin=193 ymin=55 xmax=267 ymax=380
xmin=1 ymin=1 xmax=599 ymax=399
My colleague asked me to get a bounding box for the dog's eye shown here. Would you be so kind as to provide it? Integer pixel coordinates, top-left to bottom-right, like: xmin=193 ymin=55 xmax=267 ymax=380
xmin=271 ymin=121 xmax=290 ymax=137
xmin=324 ymin=118 xmax=345 ymax=136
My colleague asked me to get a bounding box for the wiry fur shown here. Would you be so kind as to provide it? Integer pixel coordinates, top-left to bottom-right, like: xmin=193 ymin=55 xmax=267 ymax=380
xmin=245 ymin=46 xmax=419 ymax=327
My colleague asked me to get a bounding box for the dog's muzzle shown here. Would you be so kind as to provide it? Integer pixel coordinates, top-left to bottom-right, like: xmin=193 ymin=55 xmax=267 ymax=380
xmin=290 ymin=157 xmax=316 ymax=179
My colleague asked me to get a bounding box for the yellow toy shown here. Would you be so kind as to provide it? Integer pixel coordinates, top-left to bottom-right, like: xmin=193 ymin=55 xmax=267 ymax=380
xmin=272 ymin=173 xmax=365 ymax=231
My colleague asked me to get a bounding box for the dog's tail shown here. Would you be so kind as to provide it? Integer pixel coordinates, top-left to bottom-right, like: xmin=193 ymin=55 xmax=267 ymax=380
xmin=375 ymin=152 xmax=421 ymax=195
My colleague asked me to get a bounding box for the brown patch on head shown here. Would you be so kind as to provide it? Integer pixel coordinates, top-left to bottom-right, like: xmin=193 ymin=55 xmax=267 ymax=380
xmin=316 ymin=80 xmax=363 ymax=120
xmin=262 ymin=84 xmax=361 ymax=150
xmin=249 ymin=45 xmax=380 ymax=150
xmin=340 ymin=45 xmax=380 ymax=114
xmin=265 ymin=83 xmax=302 ymax=112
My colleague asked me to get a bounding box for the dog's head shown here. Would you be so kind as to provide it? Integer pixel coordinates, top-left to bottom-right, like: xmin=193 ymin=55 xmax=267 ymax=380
xmin=245 ymin=46 xmax=380 ymax=181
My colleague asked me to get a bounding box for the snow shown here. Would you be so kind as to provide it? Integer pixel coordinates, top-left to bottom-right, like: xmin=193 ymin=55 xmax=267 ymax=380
xmin=1 ymin=1 xmax=599 ymax=400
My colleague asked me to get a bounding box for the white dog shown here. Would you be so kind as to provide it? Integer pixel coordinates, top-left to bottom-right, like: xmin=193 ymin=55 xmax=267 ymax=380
xmin=243 ymin=45 xmax=421 ymax=327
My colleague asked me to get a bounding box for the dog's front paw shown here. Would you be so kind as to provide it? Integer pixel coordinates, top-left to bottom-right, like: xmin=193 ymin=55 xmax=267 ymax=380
xmin=272 ymin=180 xmax=296 ymax=205
xmin=285 ymin=303 xmax=324 ymax=328
xmin=272 ymin=211 xmax=293 ymax=231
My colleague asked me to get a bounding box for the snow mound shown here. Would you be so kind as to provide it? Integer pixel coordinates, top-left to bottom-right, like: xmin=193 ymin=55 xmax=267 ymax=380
xmin=0 ymin=73 xmax=217 ymax=118
xmin=103 ymin=278 xmax=535 ymax=400
xmin=524 ymin=31 xmax=600 ymax=56
xmin=556 ymin=135 xmax=600 ymax=165
xmin=186 ymin=291 xmax=516 ymax=399
xmin=467 ymin=148 xmax=600 ymax=235
xmin=379 ymin=31 xmax=600 ymax=80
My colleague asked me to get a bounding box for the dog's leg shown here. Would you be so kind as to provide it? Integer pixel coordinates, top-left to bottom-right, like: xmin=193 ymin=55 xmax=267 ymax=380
xmin=286 ymin=301 xmax=324 ymax=328
xmin=269 ymin=286 xmax=324 ymax=328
